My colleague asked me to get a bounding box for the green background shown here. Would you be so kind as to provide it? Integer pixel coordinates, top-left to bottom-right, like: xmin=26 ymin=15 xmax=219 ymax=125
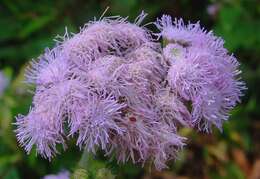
xmin=0 ymin=0 xmax=259 ymax=178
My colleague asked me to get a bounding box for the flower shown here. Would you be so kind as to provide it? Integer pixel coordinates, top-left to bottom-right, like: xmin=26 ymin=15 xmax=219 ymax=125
xmin=15 ymin=109 xmax=66 ymax=159
xmin=15 ymin=12 xmax=245 ymax=170
xmin=0 ymin=71 xmax=8 ymax=96
xmin=106 ymin=97 xmax=185 ymax=170
xmin=43 ymin=170 xmax=70 ymax=179
xmin=25 ymin=47 xmax=69 ymax=86
xmin=155 ymin=87 xmax=192 ymax=127
xmin=15 ymin=13 xmax=186 ymax=170
xmin=207 ymin=3 xmax=221 ymax=17
xmin=156 ymin=15 xmax=246 ymax=132
xmin=155 ymin=15 xmax=226 ymax=54
xmin=68 ymin=91 xmax=126 ymax=153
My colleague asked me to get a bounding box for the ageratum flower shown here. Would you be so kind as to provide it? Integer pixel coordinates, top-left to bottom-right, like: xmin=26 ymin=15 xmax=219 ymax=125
xmin=156 ymin=15 xmax=246 ymax=132
xmin=15 ymin=12 xmax=188 ymax=170
xmin=0 ymin=71 xmax=8 ymax=97
xmin=15 ymin=12 xmax=245 ymax=170
xmin=43 ymin=170 xmax=70 ymax=179
xmin=68 ymin=92 xmax=126 ymax=153
xmin=106 ymin=97 xmax=185 ymax=170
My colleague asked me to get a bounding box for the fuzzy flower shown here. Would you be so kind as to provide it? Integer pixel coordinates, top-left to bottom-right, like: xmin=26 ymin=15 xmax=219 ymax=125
xmin=106 ymin=97 xmax=185 ymax=170
xmin=156 ymin=15 xmax=246 ymax=132
xmin=15 ymin=12 xmax=245 ymax=170
xmin=155 ymin=87 xmax=192 ymax=127
xmin=25 ymin=47 xmax=69 ymax=86
xmin=15 ymin=13 xmax=186 ymax=170
xmin=68 ymin=92 xmax=126 ymax=153
xmin=0 ymin=71 xmax=8 ymax=97
xmin=15 ymin=108 xmax=66 ymax=159
xmin=43 ymin=170 xmax=70 ymax=179
xmin=207 ymin=3 xmax=221 ymax=17
xmin=155 ymin=15 xmax=227 ymax=55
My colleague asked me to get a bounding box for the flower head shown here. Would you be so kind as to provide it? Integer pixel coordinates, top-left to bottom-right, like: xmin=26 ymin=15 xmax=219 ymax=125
xmin=15 ymin=109 xmax=66 ymax=159
xmin=157 ymin=15 xmax=246 ymax=132
xmin=43 ymin=170 xmax=70 ymax=179
xmin=0 ymin=71 xmax=8 ymax=96
xmin=68 ymin=91 xmax=126 ymax=153
xmin=15 ymin=13 xmax=245 ymax=170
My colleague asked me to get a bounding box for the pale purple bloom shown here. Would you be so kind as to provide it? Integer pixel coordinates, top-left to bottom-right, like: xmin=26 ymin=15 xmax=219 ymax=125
xmin=0 ymin=71 xmax=8 ymax=96
xmin=68 ymin=92 xmax=126 ymax=153
xmin=207 ymin=3 xmax=221 ymax=17
xmin=155 ymin=15 xmax=227 ymax=54
xmin=155 ymin=87 xmax=192 ymax=127
xmin=156 ymin=15 xmax=246 ymax=132
xmin=106 ymin=97 xmax=185 ymax=170
xmin=15 ymin=13 xmax=184 ymax=170
xmin=15 ymin=12 xmax=245 ymax=170
xmin=43 ymin=170 xmax=70 ymax=179
xmin=25 ymin=47 xmax=69 ymax=86
xmin=15 ymin=109 xmax=66 ymax=159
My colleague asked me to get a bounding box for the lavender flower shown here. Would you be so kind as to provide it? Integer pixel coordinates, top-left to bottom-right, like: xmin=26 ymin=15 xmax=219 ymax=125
xmin=155 ymin=87 xmax=192 ymax=127
xmin=15 ymin=13 xmax=185 ymax=170
xmin=0 ymin=71 xmax=8 ymax=97
xmin=207 ymin=3 xmax=221 ymax=18
xmin=15 ymin=110 xmax=66 ymax=159
xmin=43 ymin=170 xmax=70 ymax=179
xmin=15 ymin=12 xmax=245 ymax=170
xmin=155 ymin=15 xmax=227 ymax=54
xmin=106 ymin=97 xmax=185 ymax=170
xmin=156 ymin=15 xmax=246 ymax=132
xmin=68 ymin=92 xmax=126 ymax=153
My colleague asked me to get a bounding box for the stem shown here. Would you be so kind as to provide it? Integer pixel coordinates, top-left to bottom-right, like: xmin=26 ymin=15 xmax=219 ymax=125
xmin=72 ymin=150 xmax=92 ymax=179
xmin=78 ymin=149 xmax=92 ymax=169
xmin=73 ymin=150 xmax=114 ymax=179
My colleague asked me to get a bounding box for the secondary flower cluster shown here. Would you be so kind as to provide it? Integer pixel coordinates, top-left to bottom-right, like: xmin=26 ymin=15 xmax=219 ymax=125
xmin=15 ymin=13 xmax=245 ymax=170
xmin=0 ymin=71 xmax=8 ymax=97
xmin=43 ymin=170 xmax=70 ymax=179
xmin=156 ymin=15 xmax=246 ymax=132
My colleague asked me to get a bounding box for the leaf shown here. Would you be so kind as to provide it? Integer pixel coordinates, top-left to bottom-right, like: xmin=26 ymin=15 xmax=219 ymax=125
xmin=18 ymin=14 xmax=56 ymax=39
xmin=3 ymin=167 xmax=20 ymax=179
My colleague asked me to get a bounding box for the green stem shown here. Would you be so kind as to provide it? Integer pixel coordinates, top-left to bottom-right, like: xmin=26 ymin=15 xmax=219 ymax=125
xmin=72 ymin=150 xmax=115 ymax=179
xmin=78 ymin=149 xmax=92 ymax=169
xmin=72 ymin=150 xmax=91 ymax=179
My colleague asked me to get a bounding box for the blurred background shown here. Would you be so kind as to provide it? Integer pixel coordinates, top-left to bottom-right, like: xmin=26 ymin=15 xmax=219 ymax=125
xmin=0 ymin=0 xmax=259 ymax=178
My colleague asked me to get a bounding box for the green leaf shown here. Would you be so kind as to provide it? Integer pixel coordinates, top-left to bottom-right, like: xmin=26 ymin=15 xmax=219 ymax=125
xmin=3 ymin=167 xmax=20 ymax=179
xmin=19 ymin=14 xmax=56 ymax=39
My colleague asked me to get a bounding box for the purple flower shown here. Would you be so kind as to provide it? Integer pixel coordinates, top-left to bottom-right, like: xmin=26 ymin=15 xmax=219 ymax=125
xmin=155 ymin=15 xmax=227 ymax=54
xmin=25 ymin=48 xmax=69 ymax=86
xmin=15 ymin=12 xmax=245 ymax=170
xmin=15 ymin=109 xmax=66 ymax=159
xmin=68 ymin=91 xmax=126 ymax=153
xmin=15 ymin=13 xmax=185 ymax=170
xmin=207 ymin=3 xmax=221 ymax=17
xmin=156 ymin=15 xmax=246 ymax=132
xmin=155 ymin=87 xmax=192 ymax=127
xmin=0 ymin=71 xmax=8 ymax=96
xmin=106 ymin=97 xmax=185 ymax=170
xmin=43 ymin=170 xmax=70 ymax=179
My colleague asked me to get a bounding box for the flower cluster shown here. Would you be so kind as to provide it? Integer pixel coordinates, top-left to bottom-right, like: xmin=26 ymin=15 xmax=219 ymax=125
xmin=156 ymin=15 xmax=246 ymax=132
xmin=43 ymin=170 xmax=70 ymax=179
xmin=15 ymin=13 xmax=245 ymax=170
xmin=0 ymin=71 xmax=8 ymax=97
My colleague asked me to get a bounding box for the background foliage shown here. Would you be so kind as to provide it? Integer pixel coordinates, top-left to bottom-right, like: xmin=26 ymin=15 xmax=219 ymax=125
xmin=0 ymin=0 xmax=259 ymax=178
